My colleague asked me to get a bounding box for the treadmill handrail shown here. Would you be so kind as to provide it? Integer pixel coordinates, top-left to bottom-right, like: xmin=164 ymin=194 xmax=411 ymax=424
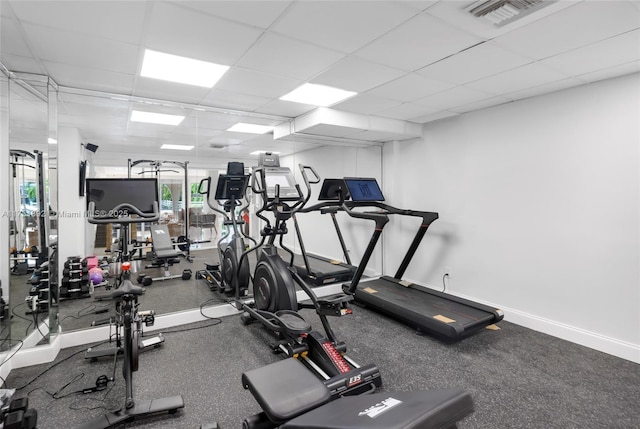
xmin=341 ymin=199 xmax=440 ymax=294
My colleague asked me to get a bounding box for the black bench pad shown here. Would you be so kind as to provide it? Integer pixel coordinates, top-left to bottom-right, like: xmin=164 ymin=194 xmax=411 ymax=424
xmin=282 ymin=388 xmax=474 ymax=429
xmin=242 ymin=358 xmax=330 ymax=424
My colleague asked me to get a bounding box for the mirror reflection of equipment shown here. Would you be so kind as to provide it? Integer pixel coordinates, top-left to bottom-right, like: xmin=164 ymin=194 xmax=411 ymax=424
xmin=291 ymin=176 xmax=357 ymax=286
xmin=196 ymin=162 xmax=254 ymax=296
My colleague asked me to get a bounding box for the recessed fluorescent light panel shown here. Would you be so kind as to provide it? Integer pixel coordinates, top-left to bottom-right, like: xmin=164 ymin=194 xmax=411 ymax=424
xmin=141 ymin=49 xmax=229 ymax=88
xmin=161 ymin=144 xmax=194 ymax=151
xmin=131 ymin=110 xmax=185 ymax=126
xmin=227 ymin=123 xmax=273 ymax=134
xmin=47 ymin=138 xmax=57 ymax=144
xmin=280 ymin=83 xmax=357 ymax=107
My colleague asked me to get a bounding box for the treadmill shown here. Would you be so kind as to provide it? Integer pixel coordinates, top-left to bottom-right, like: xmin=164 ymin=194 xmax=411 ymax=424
xmin=290 ymin=177 xmax=357 ymax=286
xmin=340 ymin=177 xmax=504 ymax=341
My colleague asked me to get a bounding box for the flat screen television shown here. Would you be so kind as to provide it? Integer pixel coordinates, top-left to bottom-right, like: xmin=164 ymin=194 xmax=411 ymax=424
xmin=86 ymin=178 xmax=159 ymax=217
xmin=318 ymin=178 xmax=351 ymax=201
xmin=343 ymin=177 xmax=385 ymax=202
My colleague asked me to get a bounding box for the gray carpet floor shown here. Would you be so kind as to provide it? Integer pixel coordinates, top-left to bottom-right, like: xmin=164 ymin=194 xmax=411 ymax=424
xmin=4 ymin=296 xmax=640 ymax=429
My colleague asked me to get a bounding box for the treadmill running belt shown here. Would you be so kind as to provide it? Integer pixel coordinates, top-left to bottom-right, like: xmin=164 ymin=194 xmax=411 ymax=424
xmin=354 ymin=276 xmax=500 ymax=340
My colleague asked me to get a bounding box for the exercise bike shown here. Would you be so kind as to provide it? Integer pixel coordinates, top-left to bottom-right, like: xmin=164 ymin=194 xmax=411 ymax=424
xmin=197 ymin=162 xmax=254 ymax=296
xmin=79 ymin=178 xmax=184 ymax=429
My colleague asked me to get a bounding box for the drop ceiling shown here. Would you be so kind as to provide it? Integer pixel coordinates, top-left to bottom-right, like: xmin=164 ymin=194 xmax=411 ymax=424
xmin=1 ymin=0 xmax=639 ymax=168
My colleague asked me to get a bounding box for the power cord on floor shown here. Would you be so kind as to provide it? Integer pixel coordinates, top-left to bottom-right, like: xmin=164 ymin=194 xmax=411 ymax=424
xmin=59 ymin=303 xmax=111 ymax=324
xmin=12 ymin=340 xmax=109 ymax=392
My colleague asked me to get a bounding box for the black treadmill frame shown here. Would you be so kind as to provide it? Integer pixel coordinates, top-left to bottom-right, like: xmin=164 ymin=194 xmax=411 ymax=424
xmin=341 ymin=179 xmax=503 ymax=341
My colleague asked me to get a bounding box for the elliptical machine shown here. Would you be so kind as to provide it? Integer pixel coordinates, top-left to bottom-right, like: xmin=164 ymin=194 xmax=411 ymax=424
xmin=237 ymin=154 xmax=381 ymax=405
xmin=198 ymin=162 xmax=254 ymax=296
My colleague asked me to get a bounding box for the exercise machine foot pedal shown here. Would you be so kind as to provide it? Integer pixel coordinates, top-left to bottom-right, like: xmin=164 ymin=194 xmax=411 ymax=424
xmin=275 ymin=310 xmax=311 ymax=334
xmin=140 ymin=333 xmax=164 ymax=349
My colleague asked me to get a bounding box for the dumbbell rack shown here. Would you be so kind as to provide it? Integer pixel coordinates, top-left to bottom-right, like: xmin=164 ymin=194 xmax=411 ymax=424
xmin=59 ymin=257 xmax=91 ymax=299
xmin=25 ymin=261 xmax=50 ymax=314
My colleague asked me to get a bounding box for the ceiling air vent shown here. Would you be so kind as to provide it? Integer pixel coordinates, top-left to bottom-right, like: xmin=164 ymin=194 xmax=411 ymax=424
xmin=465 ymin=0 xmax=555 ymax=27
xmin=209 ymin=144 xmax=225 ymax=149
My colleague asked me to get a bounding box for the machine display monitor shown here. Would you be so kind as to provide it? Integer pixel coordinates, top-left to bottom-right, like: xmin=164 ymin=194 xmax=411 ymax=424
xmin=263 ymin=167 xmax=299 ymax=201
xmin=318 ymin=179 xmax=351 ymax=201
xmin=343 ymin=178 xmax=385 ymax=202
xmin=86 ymin=178 xmax=159 ymax=216
xmin=214 ymin=174 xmax=249 ymax=201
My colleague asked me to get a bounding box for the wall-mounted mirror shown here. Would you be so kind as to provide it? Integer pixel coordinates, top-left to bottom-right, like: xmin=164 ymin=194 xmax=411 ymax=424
xmin=2 ymin=71 xmax=57 ymax=351
xmin=49 ymin=87 xmax=383 ymax=335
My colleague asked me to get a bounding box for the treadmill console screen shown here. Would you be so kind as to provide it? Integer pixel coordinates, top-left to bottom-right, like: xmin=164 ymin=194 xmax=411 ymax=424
xmin=318 ymin=179 xmax=351 ymax=201
xmin=263 ymin=167 xmax=299 ymax=201
xmin=86 ymin=178 xmax=159 ymax=216
xmin=343 ymin=178 xmax=385 ymax=202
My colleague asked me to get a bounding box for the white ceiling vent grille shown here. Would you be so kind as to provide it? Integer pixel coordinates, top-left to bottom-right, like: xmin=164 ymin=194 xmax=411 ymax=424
xmin=465 ymin=0 xmax=555 ymax=27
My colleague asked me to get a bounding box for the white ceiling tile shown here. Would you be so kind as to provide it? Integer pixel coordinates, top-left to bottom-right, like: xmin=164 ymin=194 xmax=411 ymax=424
xmin=1 ymin=15 xmax=32 ymax=57
xmin=255 ymin=99 xmax=314 ymax=117
xmin=21 ymin=22 xmax=140 ymax=75
xmin=237 ymin=33 xmax=345 ymax=80
xmin=449 ymin=95 xmax=512 ymax=114
xmin=367 ymin=73 xmax=455 ymax=102
xmin=216 ymin=67 xmax=302 ymax=99
xmin=465 ymin=62 xmax=569 ymax=96
xmin=174 ymin=1 xmax=292 ymax=29
xmin=44 ymin=61 xmax=136 ymax=94
xmin=331 ymin=93 xmax=403 ymax=115
xmin=0 ymin=54 xmax=45 ymax=76
xmin=311 ymin=56 xmax=406 ymax=93
xmin=540 ymin=30 xmax=640 ymax=77
xmin=355 ymin=13 xmax=484 ymax=71
xmin=410 ymin=110 xmax=459 ymax=124
xmin=133 ymin=78 xmax=211 ymax=105
xmin=271 ymin=1 xmax=417 ymax=53
xmin=492 ymin=1 xmax=640 ymax=60
xmin=578 ymin=61 xmax=640 ymax=83
xmin=416 ymin=41 xmax=533 ymax=84
xmin=8 ymin=0 xmax=147 ymax=44
xmin=414 ymin=85 xmax=496 ymax=110
xmin=374 ymin=102 xmax=440 ymax=121
xmin=145 ymin=2 xmax=263 ymax=66
xmin=398 ymin=1 xmax=439 ymax=12
xmin=504 ymin=77 xmax=586 ymax=101
xmin=200 ymin=88 xmax=272 ymax=112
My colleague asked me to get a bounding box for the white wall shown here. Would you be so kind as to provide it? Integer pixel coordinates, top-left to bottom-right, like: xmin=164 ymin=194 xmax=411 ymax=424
xmin=382 ymin=73 xmax=640 ymax=363
xmin=57 ymin=127 xmax=86 ymax=273
xmin=281 ymin=145 xmax=384 ymax=275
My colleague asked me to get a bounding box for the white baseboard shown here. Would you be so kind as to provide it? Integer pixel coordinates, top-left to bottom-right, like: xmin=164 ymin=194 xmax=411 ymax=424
xmin=419 ymin=283 xmax=640 ymax=364
xmin=499 ymin=305 xmax=640 ymax=364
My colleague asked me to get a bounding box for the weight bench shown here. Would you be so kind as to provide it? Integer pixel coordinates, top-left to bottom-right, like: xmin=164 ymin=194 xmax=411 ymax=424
xmin=242 ymin=358 xmax=474 ymax=429
xmin=138 ymin=224 xmax=192 ymax=285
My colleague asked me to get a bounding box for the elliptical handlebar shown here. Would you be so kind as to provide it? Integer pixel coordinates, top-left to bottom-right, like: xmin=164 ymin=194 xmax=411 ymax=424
xmin=87 ymin=201 xmax=160 ymax=225
xmin=298 ymin=164 xmax=321 ymax=207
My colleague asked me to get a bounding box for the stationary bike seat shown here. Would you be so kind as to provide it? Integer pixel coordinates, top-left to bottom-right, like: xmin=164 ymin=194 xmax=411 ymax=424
xmin=110 ymin=279 xmax=145 ymax=299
